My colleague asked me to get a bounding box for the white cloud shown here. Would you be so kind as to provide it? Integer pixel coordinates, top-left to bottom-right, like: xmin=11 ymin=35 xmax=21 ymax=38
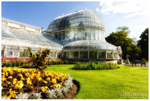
xmin=136 ymin=25 xmax=147 ymax=30
xmin=129 ymin=32 xmax=140 ymax=40
xmin=96 ymin=0 xmax=149 ymax=18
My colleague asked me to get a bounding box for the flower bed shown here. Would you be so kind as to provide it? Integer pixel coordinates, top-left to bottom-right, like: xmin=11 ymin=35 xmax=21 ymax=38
xmin=1 ymin=67 xmax=73 ymax=99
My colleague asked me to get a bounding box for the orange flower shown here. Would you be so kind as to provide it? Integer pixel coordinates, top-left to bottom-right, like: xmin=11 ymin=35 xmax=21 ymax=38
xmin=46 ymin=77 xmax=50 ymax=81
xmin=8 ymin=89 xmax=18 ymax=98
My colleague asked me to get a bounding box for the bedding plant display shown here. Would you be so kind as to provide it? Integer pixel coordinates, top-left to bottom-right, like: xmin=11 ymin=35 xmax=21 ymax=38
xmin=1 ymin=47 xmax=75 ymax=99
xmin=1 ymin=67 xmax=74 ymax=99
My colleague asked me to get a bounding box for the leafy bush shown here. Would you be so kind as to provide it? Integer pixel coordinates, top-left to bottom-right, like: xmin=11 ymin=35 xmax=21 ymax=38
xmin=72 ymin=62 xmax=117 ymax=70
xmin=64 ymin=60 xmax=68 ymax=64
xmin=46 ymin=59 xmax=67 ymax=65
xmin=21 ymin=65 xmax=35 ymax=69
xmin=28 ymin=47 xmax=50 ymax=71
xmin=6 ymin=61 xmax=12 ymax=67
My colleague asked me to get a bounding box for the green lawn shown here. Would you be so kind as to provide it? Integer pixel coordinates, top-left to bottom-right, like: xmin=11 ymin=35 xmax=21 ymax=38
xmin=45 ymin=64 xmax=148 ymax=99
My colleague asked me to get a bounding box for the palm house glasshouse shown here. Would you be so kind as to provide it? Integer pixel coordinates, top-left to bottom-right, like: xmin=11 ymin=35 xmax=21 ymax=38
xmin=1 ymin=9 xmax=122 ymax=63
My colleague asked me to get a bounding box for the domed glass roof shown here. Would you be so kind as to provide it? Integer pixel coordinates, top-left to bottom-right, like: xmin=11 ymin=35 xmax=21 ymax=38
xmin=2 ymin=25 xmax=63 ymax=50
xmin=47 ymin=9 xmax=105 ymax=32
xmin=63 ymin=40 xmax=117 ymax=50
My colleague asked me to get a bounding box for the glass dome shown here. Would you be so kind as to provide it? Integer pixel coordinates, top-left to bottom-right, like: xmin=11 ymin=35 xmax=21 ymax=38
xmin=63 ymin=40 xmax=117 ymax=50
xmin=47 ymin=9 xmax=105 ymax=32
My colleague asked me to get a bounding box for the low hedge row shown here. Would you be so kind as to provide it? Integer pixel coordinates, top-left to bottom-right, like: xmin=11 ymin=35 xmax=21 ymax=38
xmin=2 ymin=60 xmax=28 ymax=67
xmin=47 ymin=60 xmax=68 ymax=65
xmin=2 ymin=59 xmax=68 ymax=67
xmin=72 ymin=61 xmax=118 ymax=70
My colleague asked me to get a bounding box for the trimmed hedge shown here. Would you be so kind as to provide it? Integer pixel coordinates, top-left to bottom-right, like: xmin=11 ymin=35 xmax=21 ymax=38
xmin=72 ymin=61 xmax=118 ymax=70
xmin=2 ymin=60 xmax=27 ymax=67
xmin=47 ymin=60 xmax=68 ymax=65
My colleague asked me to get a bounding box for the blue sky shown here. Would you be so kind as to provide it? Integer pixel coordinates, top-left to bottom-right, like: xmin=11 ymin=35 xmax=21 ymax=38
xmin=2 ymin=1 xmax=149 ymax=40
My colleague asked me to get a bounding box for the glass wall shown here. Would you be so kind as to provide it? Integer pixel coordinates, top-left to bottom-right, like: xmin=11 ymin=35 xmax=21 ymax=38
xmin=7 ymin=47 xmax=19 ymax=57
xmin=73 ymin=51 xmax=78 ymax=58
xmin=90 ymin=51 xmax=97 ymax=58
xmin=113 ymin=52 xmax=118 ymax=59
xmin=20 ymin=48 xmax=30 ymax=57
xmin=32 ymin=49 xmax=39 ymax=54
xmin=80 ymin=51 xmax=88 ymax=58
xmin=106 ymin=51 xmax=113 ymax=58
xmin=69 ymin=30 xmax=74 ymax=40
xmin=63 ymin=52 xmax=66 ymax=58
xmin=1 ymin=47 xmax=4 ymax=56
xmin=98 ymin=51 xmax=106 ymax=58
xmin=50 ymin=52 xmax=56 ymax=58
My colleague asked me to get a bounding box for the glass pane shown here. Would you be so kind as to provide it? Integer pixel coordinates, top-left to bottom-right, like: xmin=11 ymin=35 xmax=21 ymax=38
xmin=1 ymin=48 xmax=4 ymax=56
xmin=7 ymin=47 xmax=19 ymax=57
xmin=90 ymin=51 xmax=97 ymax=58
xmin=98 ymin=51 xmax=106 ymax=58
xmin=69 ymin=30 xmax=74 ymax=40
xmin=20 ymin=49 xmax=30 ymax=57
xmin=114 ymin=52 xmax=118 ymax=58
xmin=80 ymin=51 xmax=88 ymax=58
xmin=107 ymin=51 xmax=113 ymax=58
xmin=73 ymin=51 xmax=78 ymax=58
xmin=63 ymin=52 xmax=66 ymax=58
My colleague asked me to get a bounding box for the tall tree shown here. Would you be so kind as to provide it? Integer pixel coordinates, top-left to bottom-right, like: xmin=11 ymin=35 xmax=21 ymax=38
xmin=137 ymin=28 xmax=149 ymax=60
xmin=106 ymin=26 xmax=141 ymax=59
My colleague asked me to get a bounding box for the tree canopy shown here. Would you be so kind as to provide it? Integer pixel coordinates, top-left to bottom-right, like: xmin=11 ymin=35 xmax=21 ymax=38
xmin=137 ymin=28 xmax=149 ymax=60
xmin=106 ymin=26 xmax=141 ymax=59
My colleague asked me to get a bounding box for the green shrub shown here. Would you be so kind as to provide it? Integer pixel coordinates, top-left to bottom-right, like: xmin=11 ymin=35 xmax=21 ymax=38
xmin=2 ymin=62 xmax=7 ymax=67
xmin=16 ymin=60 xmax=22 ymax=66
xmin=60 ymin=61 xmax=64 ymax=64
xmin=73 ymin=62 xmax=118 ymax=70
xmin=28 ymin=47 xmax=50 ymax=71
xmin=64 ymin=60 xmax=68 ymax=64
xmin=21 ymin=65 xmax=35 ymax=69
xmin=6 ymin=61 xmax=12 ymax=67
xmin=12 ymin=62 xmax=16 ymax=67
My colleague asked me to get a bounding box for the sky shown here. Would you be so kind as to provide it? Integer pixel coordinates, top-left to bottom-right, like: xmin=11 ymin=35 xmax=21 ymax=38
xmin=1 ymin=0 xmax=149 ymax=40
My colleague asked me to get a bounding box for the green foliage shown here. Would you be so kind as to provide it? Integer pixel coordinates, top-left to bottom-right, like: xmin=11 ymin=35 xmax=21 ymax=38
xmin=21 ymin=65 xmax=35 ymax=69
xmin=28 ymin=47 xmax=50 ymax=71
xmin=2 ymin=60 xmax=28 ymax=67
xmin=106 ymin=26 xmax=141 ymax=59
xmin=64 ymin=60 xmax=68 ymax=64
xmin=137 ymin=28 xmax=149 ymax=60
xmin=73 ymin=62 xmax=117 ymax=70
xmin=6 ymin=61 xmax=12 ymax=67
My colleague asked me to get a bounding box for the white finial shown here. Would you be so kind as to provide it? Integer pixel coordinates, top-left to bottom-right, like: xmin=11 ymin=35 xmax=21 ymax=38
xmin=85 ymin=7 xmax=87 ymax=10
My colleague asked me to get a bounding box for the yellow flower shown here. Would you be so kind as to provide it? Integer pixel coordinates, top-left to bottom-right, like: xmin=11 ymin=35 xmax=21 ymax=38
xmin=9 ymin=71 xmax=13 ymax=75
xmin=41 ymin=86 xmax=48 ymax=92
xmin=5 ymin=72 xmax=8 ymax=77
xmin=8 ymin=89 xmax=17 ymax=98
xmin=43 ymin=80 xmax=48 ymax=84
xmin=14 ymin=84 xmax=19 ymax=89
xmin=1 ymin=77 xmax=6 ymax=82
xmin=38 ymin=77 xmax=42 ymax=81
xmin=26 ymin=77 xmax=32 ymax=85
xmin=8 ymin=76 xmax=13 ymax=80
xmin=17 ymin=73 xmax=23 ymax=78
xmin=46 ymin=77 xmax=50 ymax=81
xmin=13 ymin=78 xmax=17 ymax=84
xmin=57 ymin=84 xmax=62 ymax=88
xmin=52 ymin=79 xmax=56 ymax=84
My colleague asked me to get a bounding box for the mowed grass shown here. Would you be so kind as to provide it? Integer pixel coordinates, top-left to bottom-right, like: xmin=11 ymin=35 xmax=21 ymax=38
xmin=45 ymin=64 xmax=148 ymax=99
